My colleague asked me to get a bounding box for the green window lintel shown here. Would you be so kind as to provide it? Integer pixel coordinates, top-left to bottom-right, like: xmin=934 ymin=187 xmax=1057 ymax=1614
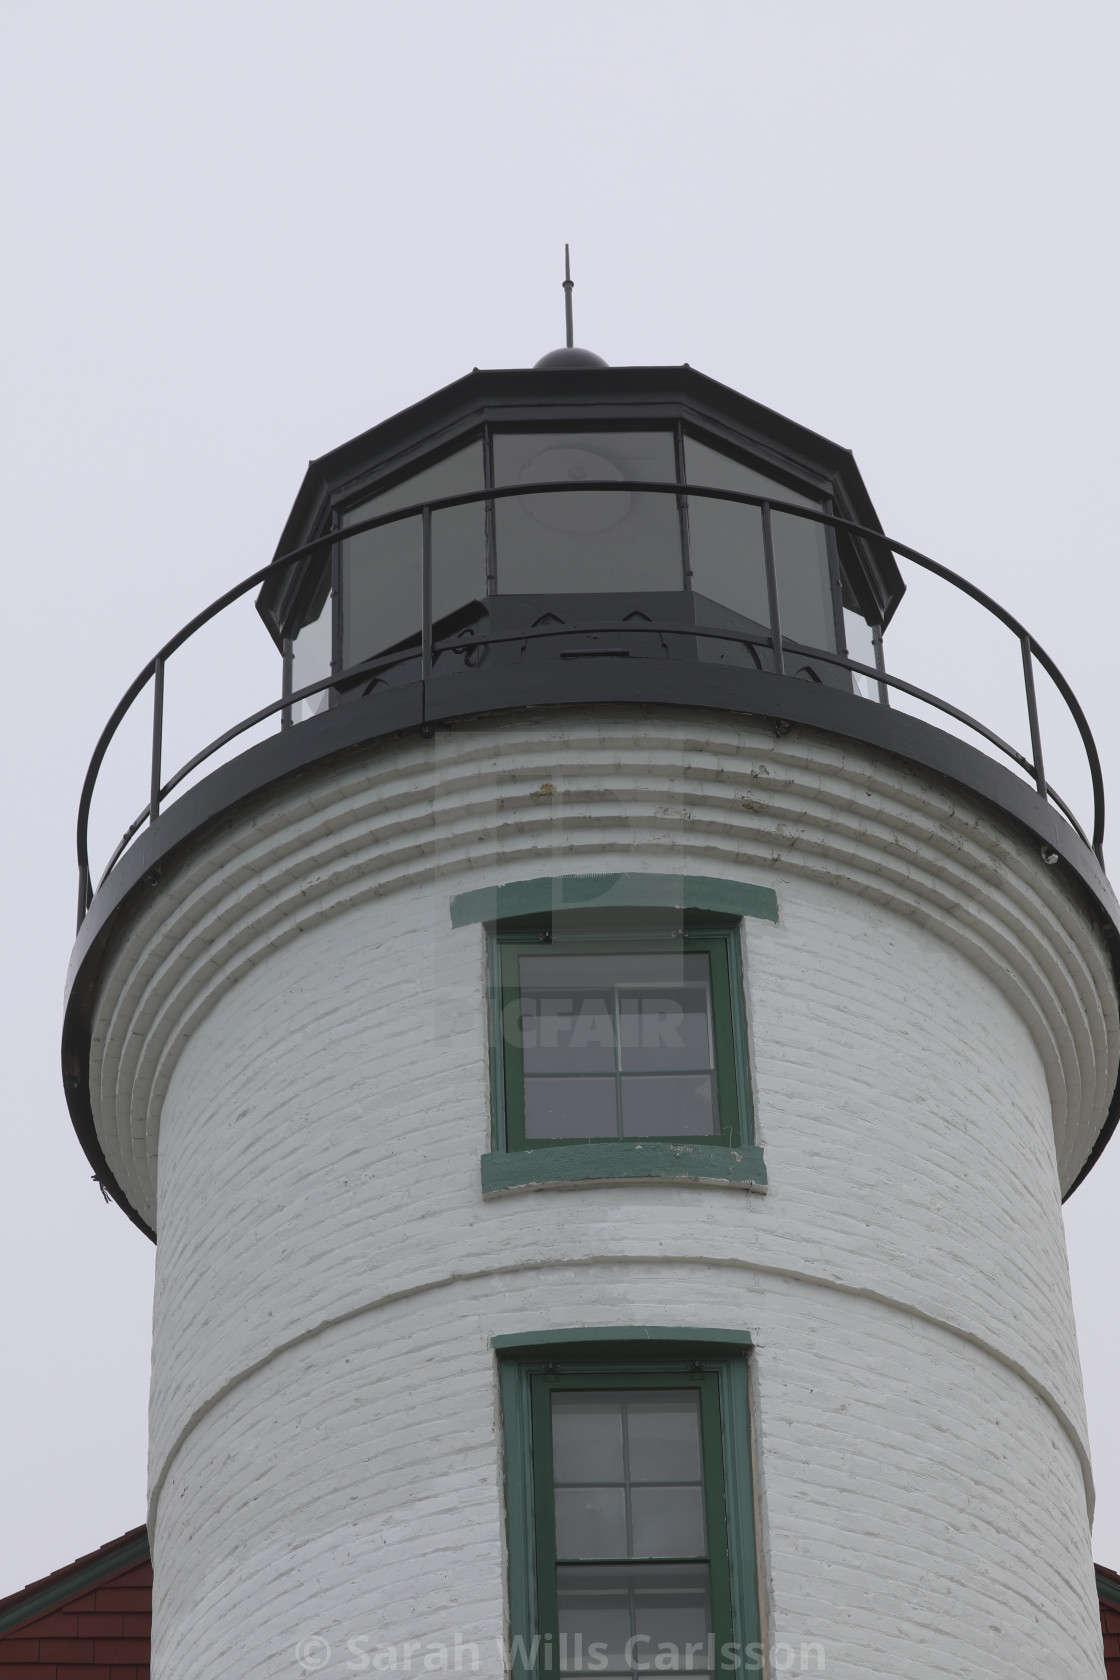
xmin=492 ymin=1326 xmax=754 ymax=1354
xmin=450 ymin=873 xmax=778 ymax=929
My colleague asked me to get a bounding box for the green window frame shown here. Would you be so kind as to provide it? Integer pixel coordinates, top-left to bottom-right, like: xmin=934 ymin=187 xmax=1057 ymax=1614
xmin=497 ymin=1333 xmax=761 ymax=1680
xmin=450 ymin=874 xmax=772 ymax=1196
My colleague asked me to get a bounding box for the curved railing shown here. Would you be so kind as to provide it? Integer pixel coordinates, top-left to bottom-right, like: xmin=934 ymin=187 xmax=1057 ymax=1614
xmin=75 ymin=483 xmax=1107 ymax=930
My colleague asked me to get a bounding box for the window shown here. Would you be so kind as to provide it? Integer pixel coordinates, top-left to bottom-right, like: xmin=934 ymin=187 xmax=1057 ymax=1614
xmin=498 ymin=1337 xmax=760 ymax=1680
xmin=495 ymin=929 xmax=747 ymax=1150
xmin=451 ymin=874 xmax=772 ymax=1196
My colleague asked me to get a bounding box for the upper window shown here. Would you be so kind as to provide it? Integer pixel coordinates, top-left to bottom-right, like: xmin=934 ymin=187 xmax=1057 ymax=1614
xmin=494 ymin=924 xmax=750 ymax=1153
xmin=452 ymin=875 xmax=772 ymax=1196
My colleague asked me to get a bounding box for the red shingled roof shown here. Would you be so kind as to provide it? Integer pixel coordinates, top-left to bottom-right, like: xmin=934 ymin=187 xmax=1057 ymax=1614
xmin=0 ymin=1526 xmax=150 ymax=1677
xmin=1100 ymin=1563 xmax=1120 ymax=1678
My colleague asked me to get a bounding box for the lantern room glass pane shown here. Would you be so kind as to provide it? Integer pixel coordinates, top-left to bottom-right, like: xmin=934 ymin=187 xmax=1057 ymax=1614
xmin=341 ymin=441 xmax=485 ymax=668
xmin=843 ymin=606 xmax=879 ymax=699
xmin=683 ymin=438 xmax=770 ymax=629
xmin=772 ymin=510 xmax=835 ymax=653
xmin=493 ymin=432 xmax=682 ymax=594
xmin=684 ymin=437 xmax=835 ymax=651
xmin=290 ymin=585 xmax=331 ymax=721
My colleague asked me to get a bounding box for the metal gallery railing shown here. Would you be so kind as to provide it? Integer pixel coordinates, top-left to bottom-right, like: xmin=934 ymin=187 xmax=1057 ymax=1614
xmin=75 ymin=482 xmax=1107 ymax=930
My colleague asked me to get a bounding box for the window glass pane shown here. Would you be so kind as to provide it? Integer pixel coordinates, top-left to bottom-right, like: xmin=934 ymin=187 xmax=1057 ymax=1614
xmin=684 ymin=436 xmax=835 ymax=650
xmin=555 ymin=1487 xmax=629 ymax=1559
xmin=630 ymin=1486 xmax=706 ymax=1558
xmin=626 ymin=1395 xmax=703 ymax=1483
xmin=553 ymin=1396 xmax=626 ymax=1482
xmin=843 ymin=606 xmax=879 ymax=700
xmin=290 ymin=587 xmax=332 ymax=721
xmin=341 ymin=514 xmax=420 ymax=669
xmin=521 ymin=987 xmax=618 ymax=1075
xmin=341 ymin=442 xmax=484 ymax=666
xmin=772 ymin=510 xmax=835 ymax=652
xmin=617 ymin=974 xmax=712 ymax=1073
xmin=683 ymin=438 xmax=770 ymax=627
xmin=621 ymin=1075 xmax=715 ymax=1137
xmin=493 ymin=432 xmax=682 ymax=594
xmin=631 ymin=1566 xmax=711 ymax=1672
xmin=524 ymin=1077 xmax=617 ymax=1139
xmin=557 ymin=1571 xmax=633 ymax=1670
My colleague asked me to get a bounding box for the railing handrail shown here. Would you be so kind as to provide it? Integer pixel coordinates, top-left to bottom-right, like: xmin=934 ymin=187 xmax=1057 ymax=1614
xmin=75 ymin=480 xmax=1107 ymax=927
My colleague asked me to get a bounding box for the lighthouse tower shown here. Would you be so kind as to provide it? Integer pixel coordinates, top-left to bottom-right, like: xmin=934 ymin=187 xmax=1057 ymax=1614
xmin=63 ymin=309 xmax=1120 ymax=1680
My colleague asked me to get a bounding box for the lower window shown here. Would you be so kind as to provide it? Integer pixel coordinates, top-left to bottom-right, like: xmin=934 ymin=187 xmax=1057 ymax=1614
xmin=499 ymin=1341 xmax=760 ymax=1679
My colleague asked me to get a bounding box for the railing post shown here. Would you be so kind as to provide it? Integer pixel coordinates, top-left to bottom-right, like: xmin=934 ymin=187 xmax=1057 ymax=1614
xmin=482 ymin=426 xmax=497 ymax=597
xmin=1020 ymin=633 xmax=1047 ymax=799
xmin=872 ymin=622 xmax=890 ymax=708
xmin=281 ymin=635 xmax=293 ymax=731
xmin=150 ymin=656 xmax=165 ymax=825
xmin=761 ymin=501 xmax=784 ymax=676
xmin=329 ymin=514 xmax=342 ymax=709
xmin=421 ymin=504 xmax=433 ymax=694
xmin=674 ymin=423 xmax=692 ymax=590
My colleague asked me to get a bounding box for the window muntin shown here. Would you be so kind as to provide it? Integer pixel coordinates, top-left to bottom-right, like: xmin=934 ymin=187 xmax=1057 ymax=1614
xmin=525 ymin=1368 xmax=739 ymax=1680
xmin=496 ymin=930 xmax=748 ymax=1152
xmin=492 ymin=432 xmax=682 ymax=595
xmin=340 ymin=441 xmax=485 ymax=667
xmin=683 ymin=436 xmax=836 ymax=652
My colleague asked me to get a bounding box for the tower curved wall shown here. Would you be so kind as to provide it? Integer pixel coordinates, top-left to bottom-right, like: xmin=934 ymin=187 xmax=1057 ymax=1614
xmin=85 ymin=708 xmax=1117 ymax=1680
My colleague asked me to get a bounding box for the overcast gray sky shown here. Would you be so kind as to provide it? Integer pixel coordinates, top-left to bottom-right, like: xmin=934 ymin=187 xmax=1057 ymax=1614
xmin=2 ymin=0 xmax=1118 ymax=1600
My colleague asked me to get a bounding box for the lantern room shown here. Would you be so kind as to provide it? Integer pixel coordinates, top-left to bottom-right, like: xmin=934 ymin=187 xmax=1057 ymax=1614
xmin=255 ymin=362 xmax=904 ymax=724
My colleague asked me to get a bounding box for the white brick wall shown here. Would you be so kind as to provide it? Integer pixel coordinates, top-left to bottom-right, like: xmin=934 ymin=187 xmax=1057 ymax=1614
xmin=151 ymin=1271 xmax=1105 ymax=1680
xmin=85 ymin=709 xmax=1116 ymax=1679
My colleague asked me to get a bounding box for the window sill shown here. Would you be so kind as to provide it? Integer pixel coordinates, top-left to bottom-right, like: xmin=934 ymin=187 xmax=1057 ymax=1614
xmin=480 ymin=1140 xmax=767 ymax=1197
